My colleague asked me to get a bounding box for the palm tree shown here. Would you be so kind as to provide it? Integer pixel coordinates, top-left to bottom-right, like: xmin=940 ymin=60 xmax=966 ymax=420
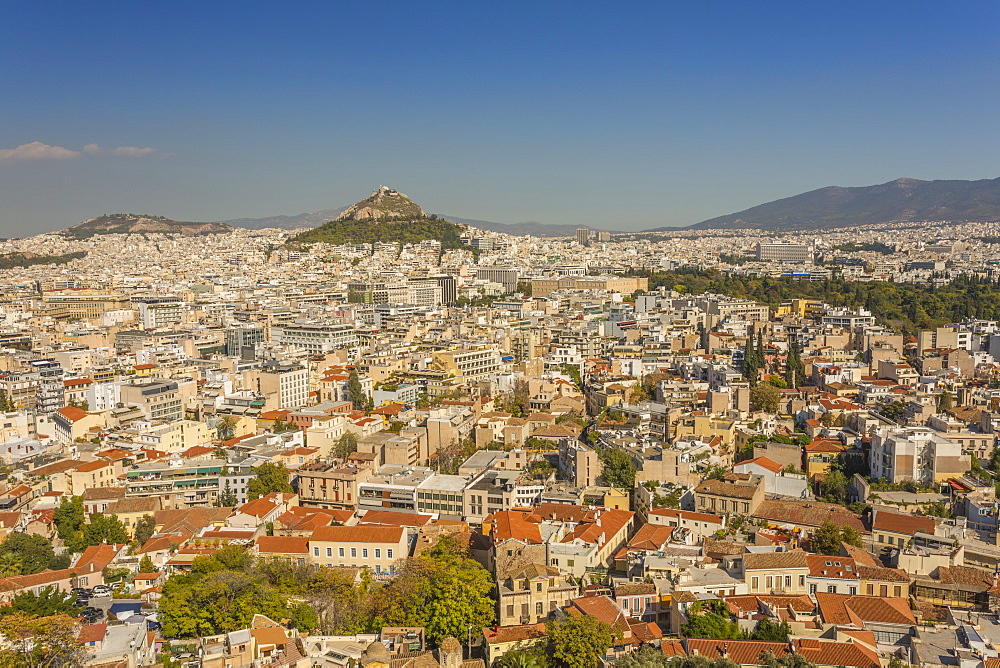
xmin=0 ymin=552 xmax=21 ymax=578
xmin=217 ymin=415 xmax=238 ymax=441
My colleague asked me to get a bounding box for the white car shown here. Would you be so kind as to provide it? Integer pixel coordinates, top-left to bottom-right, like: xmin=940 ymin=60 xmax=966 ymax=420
xmin=90 ymin=585 xmax=113 ymax=597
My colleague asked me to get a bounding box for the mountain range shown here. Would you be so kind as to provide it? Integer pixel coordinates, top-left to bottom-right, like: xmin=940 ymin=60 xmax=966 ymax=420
xmin=50 ymin=176 xmax=1000 ymax=239
xmin=669 ymin=177 xmax=1000 ymax=231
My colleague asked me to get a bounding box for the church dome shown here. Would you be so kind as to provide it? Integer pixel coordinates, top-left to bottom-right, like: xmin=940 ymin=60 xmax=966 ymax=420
xmin=362 ymin=641 xmax=390 ymax=665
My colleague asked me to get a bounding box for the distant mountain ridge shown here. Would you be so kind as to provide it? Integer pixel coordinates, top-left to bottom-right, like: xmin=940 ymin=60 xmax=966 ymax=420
xmin=215 ymin=207 xmax=348 ymax=230
xmin=61 ymin=214 xmax=232 ymax=239
xmin=436 ymin=215 xmax=614 ymax=237
xmin=663 ymin=177 xmax=1000 ymax=231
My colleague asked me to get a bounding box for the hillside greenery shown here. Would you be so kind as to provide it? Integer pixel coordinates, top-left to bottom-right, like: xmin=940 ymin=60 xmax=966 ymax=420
xmin=290 ymin=215 xmax=471 ymax=251
xmin=0 ymin=251 xmax=86 ymax=269
xmin=637 ymin=267 xmax=999 ymax=335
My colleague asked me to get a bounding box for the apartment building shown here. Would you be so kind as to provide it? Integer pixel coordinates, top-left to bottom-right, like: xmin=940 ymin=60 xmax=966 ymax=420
xmin=297 ymin=460 xmax=374 ymax=510
xmin=870 ymin=427 xmax=970 ymax=484
xmin=308 ymin=525 xmax=407 ymax=577
xmin=271 ymin=323 xmax=358 ymax=354
xmin=429 ymin=347 xmax=502 ymax=383
xmin=497 ymin=564 xmax=577 ymax=626
xmin=121 ymin=381 xmax=184 ymax=423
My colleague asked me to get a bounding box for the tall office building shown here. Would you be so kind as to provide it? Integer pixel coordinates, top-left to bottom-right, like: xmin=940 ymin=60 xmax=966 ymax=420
xmin=755 ymin=243 xmax=812 ymax=264
xmin=225 ymin=325 xmax=265 ymax=358
xmin=473 ymin=268 xmax=519 ymax=294
xmin=433 ymin=275 xmax=458 ymax=304
xmin=576 ymin=227 xmax=590 ymax=246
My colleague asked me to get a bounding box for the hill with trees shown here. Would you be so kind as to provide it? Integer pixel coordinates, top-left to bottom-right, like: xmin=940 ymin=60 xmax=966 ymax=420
xmin=61 ymin=214 xmax=232 ymax=239
xmin=289 ymin=186 xmax=472 ymax=251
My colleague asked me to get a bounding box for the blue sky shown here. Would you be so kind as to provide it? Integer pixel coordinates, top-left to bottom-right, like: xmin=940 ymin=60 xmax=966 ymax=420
xmin=1 ymin=1 xmax=998 ymax=235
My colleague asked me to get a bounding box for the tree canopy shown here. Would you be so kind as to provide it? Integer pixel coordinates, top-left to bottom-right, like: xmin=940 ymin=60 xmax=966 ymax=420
xmin=247 ymin=462 xmax=293 ymax=500
xmin=0 ymin=533 xmax=56 ymax=575
xmin=599 ymin=448 xmax=636 ymax=490
xmin=546 ymin=614 xmax=621 ymax=668
xmin=810 ymin=519 xmax=863 ymax=555
xmin=372 ymin=535 xmax=494 ymax=644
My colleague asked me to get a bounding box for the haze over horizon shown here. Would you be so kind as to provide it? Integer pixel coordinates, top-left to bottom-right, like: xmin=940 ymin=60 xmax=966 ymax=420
xmin=1 ymin=2 xmax=999 ymax=236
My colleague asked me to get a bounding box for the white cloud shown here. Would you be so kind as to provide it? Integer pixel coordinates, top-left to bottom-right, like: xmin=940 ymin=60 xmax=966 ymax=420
xmin=81 ymin=143 xmax=159 ymax=158
xmin=0 ymin=141 xmax=164 ymax=164
xmin=0 ymin=141 xmax=81 ymax=163
xmin=109 ymin=145 xmax=158 ymax=157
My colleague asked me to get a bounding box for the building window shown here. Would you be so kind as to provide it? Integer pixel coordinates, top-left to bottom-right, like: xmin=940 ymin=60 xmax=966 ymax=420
xmin=535 ymin=602 xmax=543 ymax=615
xmin=351 ymin=548 xmax=357 ymax=558
xmin=339 ymin=547 xmax=345 ymax=557
xmin=387 ymin=549 xmax=393 ymax=559
xmin=784 ymin=575 xmax=791 ymax=588
xmin=828 ymin=585 xmax=837 ymax=593
xmin=752 ymin=576 xmax=759 ymax=590
xmin=362 ymin=548 xmax=369 ymax=558
xmin=810 ymin=584 xmax=817 ymax=594
xmin=849 ymin=586 xmax=857 ymax=596
xmin=313 ymin=547 xmax=319 ymax=557
xmin=326 ymin=547 xmax=332 ymax=557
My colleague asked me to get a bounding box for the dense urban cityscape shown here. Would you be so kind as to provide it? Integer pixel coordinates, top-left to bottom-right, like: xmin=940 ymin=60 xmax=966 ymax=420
xmin=0 ymin=189 xmax=999 ymax=667
xmin=4 ymin=2 xmax=1000 ymax=667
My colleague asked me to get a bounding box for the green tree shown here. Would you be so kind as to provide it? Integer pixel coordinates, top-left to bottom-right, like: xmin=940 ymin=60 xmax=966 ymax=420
xmin=749 ymin=619 xmax=791 ymax=641
xmin=499 ymin=645 xmax=553 ymax=668
xmin=247 ymin=462 xmax=293 ymax=500
xmin=785 ymin=339 xmax=805 ymax=388
xmin=139 ymin=555 xmax=157 ymax=573
xmin=334 ymin=431 xmax=359 ymax=460
xmin=216 ymin=480 xmax=239 ymax=507
xmin=615 ymin=647 xmax=674 ymax=668
xmin=53 ymin=496 xmax=84 ymax=546
xmin=702 ymin=465 xmax=729 ymax=481
xmin=749 ymin=383 xmax=781 ymax=413
xmin=810 ymin=519 xmax=862 ymax=555
xmin=82 ymin=514 xmax=129 ymax=547
xmin=0 ymin=586 xmax=82 ymax=618
xmin=288 ymin=600 xmax=319 ymax=632
xmin=217 ymin=415 xmax=238 ymax=440
xmin=347 ymin=370 xmax=372 ymax=411
xmin=0 ymin=552 xmax=20 ymax=577
xmin=160 ymin=569 xmax=287 ymax=637
xmin=546 ymin=615 xmax=621 ymax=668
xmin=937 ymin=391 xmax=954 ymax=412
xmin=681 ymin=609 xmax=744 ymax=639
xmin=0 ymin=533 xmax=55 ymax=575
xmin=599 ymin=448 xmax=636 ymax=489
xmin=133 ymin=514 xmax=156 ymax=548
xmin=758 ymin=652 xmax=817 ymax=668
xmin=0 ymin=613 xmax=87 ymax=667
xmin=820 ymin=469 xmax=848 ymax=503
xmin=0 ymin=390 xmax=14 ymax=412
xmin=373 ymin=535 xmax=494 ymax=644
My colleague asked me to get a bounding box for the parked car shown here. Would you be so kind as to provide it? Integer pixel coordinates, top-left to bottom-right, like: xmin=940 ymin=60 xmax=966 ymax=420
xmin=80 ymin=607 xmax=104 ymax=623
xmin=90 ymin=585 xmax=112 ymax=597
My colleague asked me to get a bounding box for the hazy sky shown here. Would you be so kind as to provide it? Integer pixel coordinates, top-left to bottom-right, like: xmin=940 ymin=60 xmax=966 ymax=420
xmin=2 ymin=2 xmax=999 ymax=235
